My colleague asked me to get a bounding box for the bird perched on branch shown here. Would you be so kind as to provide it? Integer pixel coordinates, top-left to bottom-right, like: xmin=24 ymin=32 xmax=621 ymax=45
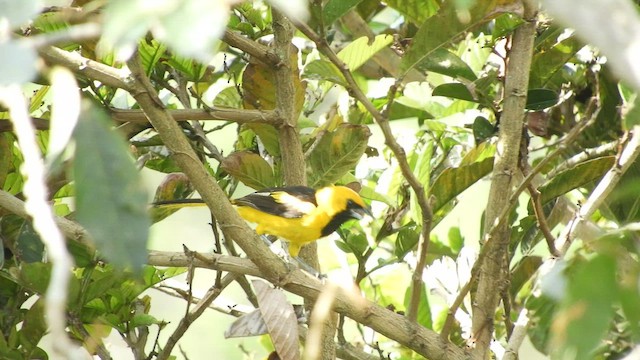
xmin=155 ymin=185 xmax=371 ymax=256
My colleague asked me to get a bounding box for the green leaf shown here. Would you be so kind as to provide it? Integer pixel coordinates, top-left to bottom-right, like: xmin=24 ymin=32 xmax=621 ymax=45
xmin=621 ymin=92 xmax=640 ymax=131
xmin=510 ymin=255 xmax=543 ymax=297
xmin=243 ymin=123 xmax=281 ymax=157
xmin=307 ymin=124 xmax=371 ymax=187
xmin=430 ymin=157 xmax=494 ymax=213
xmin=432 ymin=83 xmax=475 ymax=102
xmin=28 ymin=86 xmax=49 ymax=114
xmin=339 ymin=227 xmax=369 ymax=258
xmin=553 ymin=255 xmax=617 ymax=359
xmin=472 ymin=116 xmax=495 ymax=143
xmin=409 ymin=142 xmax=433 ymax=224
xmin=138 ymin=39 xmax=167 ymax=77
xmin=414 ymin=48 xmax=477 ymax=81
xmin=150 ymin=173 xmax=196 ymax=223
xmin=539 ymin=157 xmax=614 ymax=205
xmin=526 ymin=294 xmax=556 ymax=355
xmin=337 ymin=35 xmax=394 ymax=72
xmin=213 ymin=86 xmax=243 ymax=108
xmin=74 ymin=102 xmax=150 ymax=271
xmin=385 ymin=0 xmax=440 ymax=24
xmin=526 ymin=88 xmax=559 ymax=110
xmin=395 ymin=223 xmax=419 ymax=258
xmin=0 ymin=133 xmax=12 ymax=193
xmin=447 ymin=226 xmax=463 ymax=254
xmin=131 ymin=314 xmax=161 ymax=328
xmin=304 ymin=59 xmax=347 ymax=86
xmin=221 ymin=151 xmax=276 ymax=190
xmin=20 ymin=299 xmax=47 ymax=349
xmin=401 ymin=1 xmax=503 ymax=75
xmin=16 ymin=221 xmax=44 ymax=263
xmin=323 ymin=0 xmax=364 ymax=25
xmin=492 ymin=12 xmax=524 ymax=39
xmin=164 ymin=55 xmax=206 ymax=82
xmin=529 ymin=29 xmax=584 ymax=89
xmin=243 ymin=50 xmax=305 ymax=113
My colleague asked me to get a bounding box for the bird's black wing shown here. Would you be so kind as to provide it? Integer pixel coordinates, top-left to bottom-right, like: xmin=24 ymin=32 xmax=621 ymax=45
xmin=232 ymin=186 xmax=317 ymax=219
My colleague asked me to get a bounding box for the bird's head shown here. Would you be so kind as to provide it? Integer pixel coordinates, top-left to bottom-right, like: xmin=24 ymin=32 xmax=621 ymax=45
xmin=316 ymin=186 xmax=372 ymax=220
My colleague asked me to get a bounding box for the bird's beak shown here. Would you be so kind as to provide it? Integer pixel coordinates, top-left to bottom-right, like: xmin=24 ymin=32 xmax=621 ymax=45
xmin=350 ymin=206 xmax=372 ymax=220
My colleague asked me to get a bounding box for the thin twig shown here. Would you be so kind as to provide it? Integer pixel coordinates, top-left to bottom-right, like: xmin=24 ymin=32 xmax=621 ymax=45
xmin=527 ymin=182 xmax=560 ymax=256
xmin=111 ymin=108 xmax=279 ymax=125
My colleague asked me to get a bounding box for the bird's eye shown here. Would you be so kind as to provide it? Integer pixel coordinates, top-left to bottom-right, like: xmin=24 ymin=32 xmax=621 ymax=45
xmin=346 ymin=199 xmax=356 ymax=207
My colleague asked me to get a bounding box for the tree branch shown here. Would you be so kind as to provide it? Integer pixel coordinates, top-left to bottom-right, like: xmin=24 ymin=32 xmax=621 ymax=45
xmin=223 ymin=29 xmax=280 ymax=66
xmin=110 ymin=108 xmax=279 ymax=125
xmin=0 ymin=189 xmax=89 ymax=248
xmin=39 ymin=46 xmax=131 ymax=90
xmin=147 ymin=250 xmax=470 ymax=360
xmin=471 ymin=6 xmax=537 ymax=358
xmin=272 ymin=10 xmax=307 ymax=186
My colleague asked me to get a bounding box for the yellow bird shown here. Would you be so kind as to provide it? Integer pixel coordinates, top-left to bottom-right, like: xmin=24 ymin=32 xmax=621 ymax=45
xmin=232 ymin=185 xmax=371 ymax=256
xmin=155 ymin=185 xmax=371 ymax=256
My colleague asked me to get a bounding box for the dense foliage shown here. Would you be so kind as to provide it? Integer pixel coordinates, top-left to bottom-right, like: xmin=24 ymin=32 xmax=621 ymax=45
xmin=1 ymin=0 xmax=640 ymax=359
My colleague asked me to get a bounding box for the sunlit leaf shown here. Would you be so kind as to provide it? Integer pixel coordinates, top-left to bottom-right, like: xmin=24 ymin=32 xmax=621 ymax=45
xmin=539 ymin=157 xmax=614 ymax=205
xmin=385 ymin=0 xmax=439 ymax=24
xmin=303 ymin=59 xmax=347 ymax=86
xmin=139 ymin=39 xmax=167 ymax=77
xmin=74 ymin=102 xmax=150 ymax=271
xmin=221 ymin=151 xmax=276 ymax=190
xmin=307 ymin=124 xmax=371 ymax=187
xmin=492 ymin=12 xmax=524 ymax=39
xmin=337 ymin=35 xmax=394 ymax=72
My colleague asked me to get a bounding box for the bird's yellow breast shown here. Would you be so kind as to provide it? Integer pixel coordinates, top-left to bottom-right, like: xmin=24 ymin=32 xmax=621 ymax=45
xmin=236 ymin=206 xmax=331 ymax=256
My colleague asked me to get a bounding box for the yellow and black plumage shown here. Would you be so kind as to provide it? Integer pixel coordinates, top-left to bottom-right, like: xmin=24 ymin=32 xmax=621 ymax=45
xmin=155 ymin=185 xmax=371 ymax=256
